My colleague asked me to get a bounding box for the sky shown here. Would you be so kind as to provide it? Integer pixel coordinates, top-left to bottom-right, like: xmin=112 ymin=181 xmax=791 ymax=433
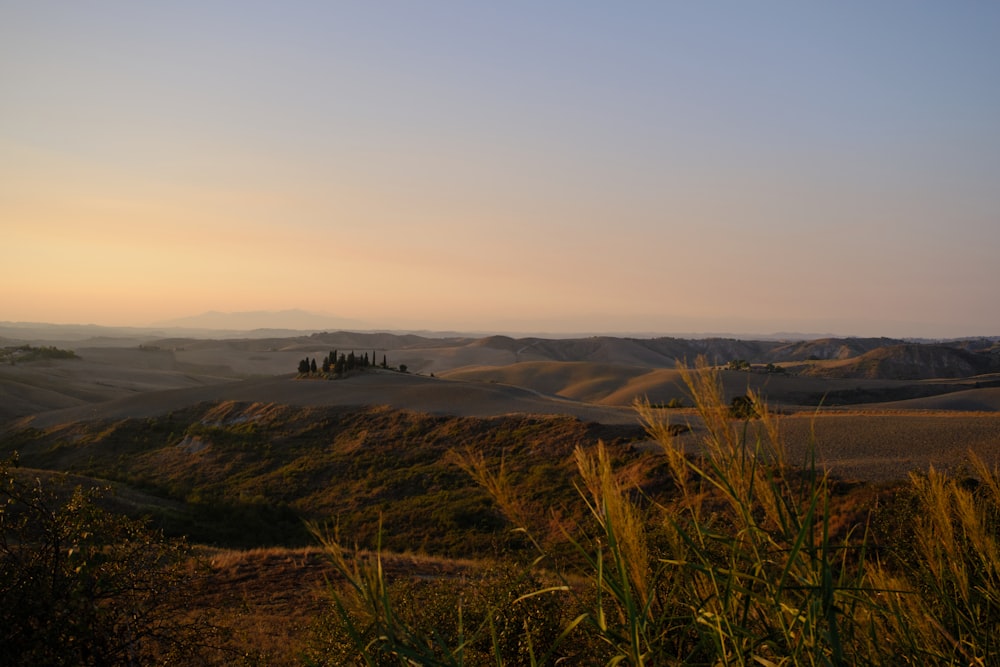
xmin=3 ymin=2 xmax=999 ymax=338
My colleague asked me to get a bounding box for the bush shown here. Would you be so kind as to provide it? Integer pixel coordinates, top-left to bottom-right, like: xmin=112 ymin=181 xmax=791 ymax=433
xmin=729 ymin=394 xmax=758 ymax=419
xmin=0 ymin=457 xmax=227 ymax=665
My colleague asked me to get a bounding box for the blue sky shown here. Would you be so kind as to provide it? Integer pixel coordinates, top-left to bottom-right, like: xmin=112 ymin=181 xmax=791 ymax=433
xmin=3 ymin=2 xmax=999 ymax=337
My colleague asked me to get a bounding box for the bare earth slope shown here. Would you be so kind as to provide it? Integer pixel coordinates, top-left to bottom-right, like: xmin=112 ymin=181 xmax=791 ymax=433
xmin=0 ymin=354 xmax=236 ymax=422
xmin=439 ymin=361 xmax=1000 ymax=410
xmin=15 ymin=371 xmax=639 ymax=430
xmin=779 ymin=412 xmax=1000 ymax=481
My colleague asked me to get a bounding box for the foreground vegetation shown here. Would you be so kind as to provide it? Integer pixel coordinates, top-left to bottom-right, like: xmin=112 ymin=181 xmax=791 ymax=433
xmin=314 ymin=360 xmax=1000 ymax=665
xmin=0 ymin=458 xmax=230 ymax=664
xmin=3 ymin=360 xmax=1000 ymax=664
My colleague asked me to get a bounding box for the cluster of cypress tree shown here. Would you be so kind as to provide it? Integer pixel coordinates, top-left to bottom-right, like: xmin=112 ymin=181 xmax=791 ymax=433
xmin=297 ymin=349 xmax=389 ymax=375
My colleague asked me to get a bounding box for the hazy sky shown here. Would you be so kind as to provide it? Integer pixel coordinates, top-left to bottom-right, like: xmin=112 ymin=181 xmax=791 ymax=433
xmin=3 ymin=2 xmax=999 ymax=338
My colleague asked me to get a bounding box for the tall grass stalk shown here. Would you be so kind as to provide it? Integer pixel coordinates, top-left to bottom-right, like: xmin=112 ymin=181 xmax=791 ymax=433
xmin=308 ymin=520 xmax=470 ymax=666
xmin=311 ymin=358 xmax=1000 ymax=665
xmin=308 ymin=519 xmax=571 ymax=666
xmin=868 ymin=453 xmax=1000 ymax=665
xmin=634 ymin=359 xmax=872 ymax=665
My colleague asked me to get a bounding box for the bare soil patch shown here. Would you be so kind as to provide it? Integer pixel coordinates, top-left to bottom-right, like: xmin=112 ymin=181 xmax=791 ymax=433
xmin=772 ymin=411 xmax=1000 ymax=482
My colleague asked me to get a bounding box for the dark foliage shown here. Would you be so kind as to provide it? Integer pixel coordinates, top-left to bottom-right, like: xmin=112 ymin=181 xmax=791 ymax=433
xmin=0 ymin=456 xmax=228 ymax=665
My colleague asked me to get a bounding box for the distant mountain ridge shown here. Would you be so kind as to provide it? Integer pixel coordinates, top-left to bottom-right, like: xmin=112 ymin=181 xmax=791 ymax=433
xmin=152 ymin=309 xmax=368 ymax=332
xmin=467 ymin=335 xmax=907 ymax=366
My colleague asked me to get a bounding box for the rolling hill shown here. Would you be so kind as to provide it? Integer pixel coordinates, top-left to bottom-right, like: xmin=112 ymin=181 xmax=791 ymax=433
xmin=5 ymin=330 xmax=1000 ymax=427
xmin=799 ymin=343 xmax=1000 ymax=379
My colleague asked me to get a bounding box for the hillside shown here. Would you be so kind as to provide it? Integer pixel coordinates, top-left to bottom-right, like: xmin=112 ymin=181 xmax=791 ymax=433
xmin=1 ymin=401 xmax=650 ymax=554
xmin=10 ymin=370 xmax=639 ymax=431
xmin=799 ymin=343 xmax=1000 ymax=379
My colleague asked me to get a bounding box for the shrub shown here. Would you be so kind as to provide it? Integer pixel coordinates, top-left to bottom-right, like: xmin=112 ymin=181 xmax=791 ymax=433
xmin=0 ymin=457 xmax=227 ymax=665
xmin=728 ymin=394 xmax=758 ymax=419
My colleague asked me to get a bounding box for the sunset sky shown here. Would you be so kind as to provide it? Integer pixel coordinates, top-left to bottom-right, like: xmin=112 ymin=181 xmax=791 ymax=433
xmin=3 ymin=3 xmax=999 ymax=338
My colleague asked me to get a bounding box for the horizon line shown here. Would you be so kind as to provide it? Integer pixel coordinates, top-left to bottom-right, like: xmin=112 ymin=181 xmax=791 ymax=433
xmin=2 ymin=319 xmax=998 ymax=344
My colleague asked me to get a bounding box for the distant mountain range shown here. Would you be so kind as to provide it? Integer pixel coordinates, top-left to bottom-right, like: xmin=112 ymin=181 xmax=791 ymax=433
xmin=152 ymin=309 xmax=369 ymax=332
xmin=3 ymin=312 xmax=998 ymax=349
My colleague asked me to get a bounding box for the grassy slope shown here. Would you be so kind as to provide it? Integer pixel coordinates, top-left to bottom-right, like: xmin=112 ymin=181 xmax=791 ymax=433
xmin=7 ymin=395 xmax=1000 ymax=663
xmin=1 ymin=401 xmax=649 ymax=554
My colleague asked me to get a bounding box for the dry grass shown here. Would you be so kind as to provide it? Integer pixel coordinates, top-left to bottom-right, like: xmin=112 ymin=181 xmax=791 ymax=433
xmin=182 ymin=546 xmax=484 ymax=665
xmin=308 ymin=358 xmax=1000 ymax=665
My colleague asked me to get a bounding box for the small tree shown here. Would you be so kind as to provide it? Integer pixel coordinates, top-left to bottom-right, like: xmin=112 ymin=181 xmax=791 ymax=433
xmin=310 ymin=358 xmax=317 ymax=373
xmin=0 ymin=457 xmax=224 ymax=664
xmin=298 ymin=358 xmax=310 ymax=374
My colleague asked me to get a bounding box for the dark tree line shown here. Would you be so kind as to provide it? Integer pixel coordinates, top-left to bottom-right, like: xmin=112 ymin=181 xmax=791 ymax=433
xmin=1 ymin=345 xmax=78 ymax=365
xmin=297 ymin=349 xmax=391 ymax=375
